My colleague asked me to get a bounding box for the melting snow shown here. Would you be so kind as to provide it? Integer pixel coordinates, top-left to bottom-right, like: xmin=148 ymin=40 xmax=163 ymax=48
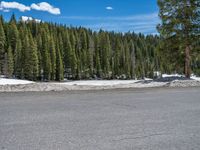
xmin=0 ymin=78 xmax=34 ymax=85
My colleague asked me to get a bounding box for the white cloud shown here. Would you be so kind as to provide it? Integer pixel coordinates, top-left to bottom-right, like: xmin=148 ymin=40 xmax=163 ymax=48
xmin=0 ymin=7 xmax=10 ymax=12
xmin=31 ymin=2 xmax=61 ymax=15
xmin=106 ymin=6 xmax=113 ymax=10
xmin=0 ymin=1 xmax=61 ymax=15
xmin=21 ymin=16 xmax=41 ymax=23
xmin=0 ymin=1 xmax=30 ymax=12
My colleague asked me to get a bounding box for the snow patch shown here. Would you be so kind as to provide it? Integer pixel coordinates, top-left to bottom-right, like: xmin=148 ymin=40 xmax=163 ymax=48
xmin=60 ymin=80 xmax=140 ymax=86
xmin=191 ymin=75 xmax=200 ymax=81
xmin=0 ymin=78 xmax=34 ymax=85
xmin=162 ymin=74 xmax=185 ymax=78
xmin=21 ymin=16 xmax=41 ymax=23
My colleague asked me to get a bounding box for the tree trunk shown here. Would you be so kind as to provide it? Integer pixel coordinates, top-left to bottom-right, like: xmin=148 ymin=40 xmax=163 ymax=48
xmin=185 ymin=45 xmax=191 ymax=78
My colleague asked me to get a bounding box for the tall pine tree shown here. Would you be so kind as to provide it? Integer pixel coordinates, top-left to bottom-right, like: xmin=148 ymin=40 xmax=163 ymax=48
xmin=0 ymin=16 xmax=5 ymax=75
xmin=157 ymin=0 xmax=200 ymax=78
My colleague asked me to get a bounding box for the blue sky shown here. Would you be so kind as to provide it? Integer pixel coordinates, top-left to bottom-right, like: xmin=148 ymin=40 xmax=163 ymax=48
xmin=0 ymin=0 xmax=159 ymax=34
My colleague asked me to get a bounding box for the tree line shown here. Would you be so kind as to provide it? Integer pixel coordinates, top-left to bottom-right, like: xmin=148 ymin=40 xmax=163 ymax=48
xmin=0 ymin=15 xmax=162 ymax=81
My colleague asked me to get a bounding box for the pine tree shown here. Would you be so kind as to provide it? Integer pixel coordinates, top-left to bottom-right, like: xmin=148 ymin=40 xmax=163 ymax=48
xmin=88 ymin=35 xmax=94 ymax=76
xmin=49 ymin=36 xmax=56 ymax=80
xmin=29 ymin=38 xmax=39 ymax=81
xmin=70 ymin=31 xmax=78 ymax=79
xmin=63 ymin=31 xmax=73 ymax=78
xmin=0 ymin=17 xmax=5 ymax=74
xmin=124 ymin=39 xmax=131 ymax=78
xmin=36 ymin=35 xmax=43 ymax=80
xmin=8 ymin=21 xmax=19 ymax=53
xmin=9 ymin=14 xmax=17 ymax=24
xmin=130 ymin=40 xmax=136 ymax=79
xmin=14 ymin=39 xmax=22 ymax=78
xmin=23 ymin=30 xmax=39 ymax=80
xmin=99 ymin=32 xmax=111 ymax=78
xmin=157 ymin=0 xmax=200 ymax=78
xmin=80 ymin=29 xmax=89 ymax=78
xmin=6 ymin=46 xmax=14 ymax=78
xmin=55 ymin=42 xmax=64 ymax=81
xmin=113 ymin=38 xmax=121 ymax=77
xmin=41 ymin=29 xmax=51 ymax=81
xmin=94 ymin=34 xmax=102 ymax=78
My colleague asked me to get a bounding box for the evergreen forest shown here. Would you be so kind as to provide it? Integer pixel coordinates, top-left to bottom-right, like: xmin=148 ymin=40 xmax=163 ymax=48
xmin=0 ymin=14 xmax=199 ymax=81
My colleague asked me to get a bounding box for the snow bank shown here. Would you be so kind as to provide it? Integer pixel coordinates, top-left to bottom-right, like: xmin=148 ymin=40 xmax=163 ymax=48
xmin=0 ymin=75 xmax=200 ymax=92
xmin=0 ymin=78 xmax=34 ymax=85
xmin=60 ymin=80 xmax=140 ymax=86
xmin=191 ymin=75 xmax=200 ymax=81
xmin=162 ymin=74 xmax=185 ymax=78
xmin=161 ymin=74 xmax=200 ymax=81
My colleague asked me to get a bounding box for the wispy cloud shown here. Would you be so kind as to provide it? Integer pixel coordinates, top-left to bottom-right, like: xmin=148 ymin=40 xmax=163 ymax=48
xmin=60 ymin=13 xmax=158 ymax=22
xmin=106 ymin=6 xmax=113 ymax=10
xmin=0 ymin=1 xmax=30 ymax=12
xmin=84 ymin=22 xmax=157 ymax=34
xmin=0 ymin=1 xmax=61 ymax=15
xmin=60 ymin=13 xmax=160 ymax=34
xmin=31 ymin=2 xmax=61 ymax=15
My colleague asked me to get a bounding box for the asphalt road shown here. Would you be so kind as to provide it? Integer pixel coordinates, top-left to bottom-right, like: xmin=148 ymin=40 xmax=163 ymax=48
xmin=0 ymin=88 xmax=200 ymax=150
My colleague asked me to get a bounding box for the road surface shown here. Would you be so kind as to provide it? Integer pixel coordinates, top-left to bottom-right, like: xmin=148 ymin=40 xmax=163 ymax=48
xmin=0 ymin=88 xmax=200 ymax=150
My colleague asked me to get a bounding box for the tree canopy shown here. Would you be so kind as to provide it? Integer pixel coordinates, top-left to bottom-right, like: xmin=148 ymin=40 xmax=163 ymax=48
xmin=157 ymin=0 xmax=200 ymax=78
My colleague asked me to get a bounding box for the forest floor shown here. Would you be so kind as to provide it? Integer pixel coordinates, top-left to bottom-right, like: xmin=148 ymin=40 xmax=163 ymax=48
xmin=0 ymin=75 xmax=200 ymax=92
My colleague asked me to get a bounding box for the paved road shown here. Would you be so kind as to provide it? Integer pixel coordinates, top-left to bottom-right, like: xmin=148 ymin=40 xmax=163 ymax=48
xmin=0 ymin=88 xmax=200 ymax=150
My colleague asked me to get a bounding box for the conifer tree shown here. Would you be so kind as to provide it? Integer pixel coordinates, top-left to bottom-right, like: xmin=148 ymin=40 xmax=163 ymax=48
xmin=80 ymin=29 xmax=89 ymax=78
xmin=130 ymin=40 xmax=136 ymax=79
xmin=8 ymin=21 xmax=19 ymax=53
xmin=29 ymin=38 xmax=39 ymax=81
xmin=36 ymin=35 xmax=43 ymax=80
xmin=94 ymin=34 xmax=102 ymax=78
xmin=41 ymin=29 xmax=51 ymax=81
xmin=63 ymin=31 xmax=73 ymax=78
xmin=22 ymin=30 xmax=39 ymax=80
xmin=49 ymin=36 xmax=56 ymax=80
xmin=55 ymin=43 xmax=64 ymax=81
xmin=113 ymin=38 xmax=121 ymax=77
xmin=157 ymin=0 xmax=200 ymax=78
xmin=70 ymin=32 xmax=78 ymax=79
xmin=99 ymin=32 xmax=111 ymax=78
xmin=88 ymin=35 xmax=94 ymax=76
xmin=6 ymin=46 xmax=14 ymax=77
xmin=124 ymin=39 xmax=131 ymax=78
xmin=0 ymin=17 xmax=5 ymax=74
xmin=9 ymin=14 xmax=17 ymax=24
xmin=14 ymin=39 xmax=22 ymax=78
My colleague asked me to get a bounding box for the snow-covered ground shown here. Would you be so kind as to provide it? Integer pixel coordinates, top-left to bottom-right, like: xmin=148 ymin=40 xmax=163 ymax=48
xmin=0 ymin=75 xmax=200 ymax=92
xmin=60 ymin=80 xmax=140 ymax=86
xmin=162 ymin=74 xmax=200 ymax=81
xmin=0 ymin=78 xmax=34 ymax=85
xmin=162 ymin=74 xmax=185 ymax=78
xmin=191 ymin=75 xmax=200 ymax=81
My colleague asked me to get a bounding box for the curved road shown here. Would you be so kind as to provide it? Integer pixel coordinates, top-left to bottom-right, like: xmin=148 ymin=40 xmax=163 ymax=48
xmin=0 ymin=88 xmax=200 ymax=150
